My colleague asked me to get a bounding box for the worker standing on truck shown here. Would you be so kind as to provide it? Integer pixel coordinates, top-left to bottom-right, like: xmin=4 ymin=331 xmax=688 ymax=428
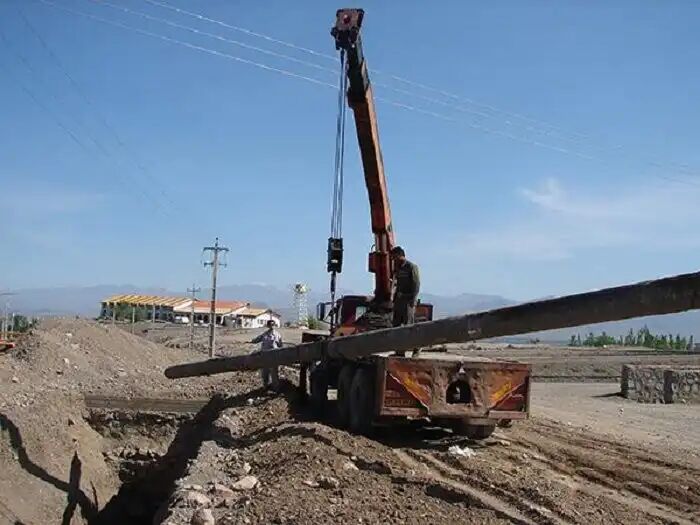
xmin=391 ymin=246 xmax=421 ymax=357
xmin=251 ymin=320 xmax=283 ymax=391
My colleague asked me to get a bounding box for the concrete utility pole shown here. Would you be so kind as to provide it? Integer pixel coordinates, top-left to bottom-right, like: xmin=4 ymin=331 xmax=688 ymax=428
xmin=1 ymin=293 xmax=17 ymax=338
xmin=187 ymin=284 xmax=201 ymax=351
xmin=203 ymin=238 xmax=229 ymax=358
xmin=167 ymin=269 xmax=700 ymax=379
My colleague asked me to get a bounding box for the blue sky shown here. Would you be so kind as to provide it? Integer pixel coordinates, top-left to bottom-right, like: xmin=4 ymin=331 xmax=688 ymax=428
xmin=1 ymin=0 xmax=699 ymax=301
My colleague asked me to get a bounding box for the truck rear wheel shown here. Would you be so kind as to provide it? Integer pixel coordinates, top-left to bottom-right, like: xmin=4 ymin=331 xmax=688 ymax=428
xmin=349 ymin=367 xmax=375 ymax=435
xmin=310 ymin=367 xmax=329 ymax=416
xmin=453 ymin=421 xmax=496 ymax=440
xmin=336 ymin=364 xmax=356 ymax=428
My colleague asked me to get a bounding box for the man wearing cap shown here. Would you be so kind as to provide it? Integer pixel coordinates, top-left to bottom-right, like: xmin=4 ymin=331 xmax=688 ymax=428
xmin=390 ymin=246 xmax=421 ymax=357
xmin=251 ymin=319 xmax=283 ymax=391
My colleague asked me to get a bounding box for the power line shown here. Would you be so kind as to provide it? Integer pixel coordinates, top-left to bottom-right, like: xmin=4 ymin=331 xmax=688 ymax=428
xmin=92 ymin=0 xmax=339 ymax=77
xmin=376 ymin=96 xmax=595 ymax=160
xmin=139 ymin=0 xmax=586 ymax=145
xmin=39 ymin=0 xmax=700 ymax=188
xmin=97 ymin=0 xmax=575 ymax=147
xmin=142 ymin=0 xmax=338 ymax=63
xmin=40 ymin=0 xmax=338 ymax=90
xmin=36 ymin=1 xmax=594 ymax=159
xmin=0 ymin=25 xmax=172 ymax=212
xmin=17 ymin=5 xmax=179 ymax=210
xmin=96 ymin=0 xmax=549 ymax=139
xmin=0 ymin=35 xmax=87 ymax=151
xmin=140 ymin=0 xmax=700 ymax=178
xmin=0 ymin=60 xmax=85 ymax=150
xmin=140 ymin=0 xmax=590 ymax=143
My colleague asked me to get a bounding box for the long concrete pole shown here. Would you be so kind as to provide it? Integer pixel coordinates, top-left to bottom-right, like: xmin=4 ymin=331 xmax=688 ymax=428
xmin=165 ymin=269 xmax=700 ymax=379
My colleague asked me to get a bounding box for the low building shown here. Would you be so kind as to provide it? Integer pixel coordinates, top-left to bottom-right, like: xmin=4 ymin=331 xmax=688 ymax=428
xmin=100 ymin=294 xmax=191 ymax=322
xmin=235 ymin=307 xmax=281 ymax=328
xmin=173 ymin=300 xmax=248 ymax=326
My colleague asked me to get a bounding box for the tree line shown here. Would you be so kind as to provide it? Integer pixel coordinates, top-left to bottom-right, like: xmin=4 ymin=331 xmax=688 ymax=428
xmin=6 ymin=315 xmax=37 ymax=333
xmin=569 ymin=325 xmax=694 ymax=350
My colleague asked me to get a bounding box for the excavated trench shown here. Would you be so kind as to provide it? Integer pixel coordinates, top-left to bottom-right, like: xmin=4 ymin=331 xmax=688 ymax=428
xmin=84 ymin=396 xmax=228 ymax=524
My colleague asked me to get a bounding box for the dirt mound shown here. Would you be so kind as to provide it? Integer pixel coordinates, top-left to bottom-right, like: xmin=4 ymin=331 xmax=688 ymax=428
xmin=3 ymin=318 xmax=249 ymax=400
xmin=157 ymin=390 xmax=508 ymax=525
xmin=0 ymin=318 xmax=238 ymax=525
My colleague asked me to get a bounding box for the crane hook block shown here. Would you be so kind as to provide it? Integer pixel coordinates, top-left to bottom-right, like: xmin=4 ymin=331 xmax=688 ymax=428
xmin=327 ymin=237 xmax=344 ymax=273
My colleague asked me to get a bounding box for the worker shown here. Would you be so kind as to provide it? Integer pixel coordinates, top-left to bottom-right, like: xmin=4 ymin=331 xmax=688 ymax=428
xmin=251 ymin=320 xmax=283 ymax=391
xmin=390 ymin=246 xmax=421 ymax=357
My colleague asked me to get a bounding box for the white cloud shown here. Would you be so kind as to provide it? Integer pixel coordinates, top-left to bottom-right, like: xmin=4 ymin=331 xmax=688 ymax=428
xmin=458 ymin=177 xmax=700 ymax=261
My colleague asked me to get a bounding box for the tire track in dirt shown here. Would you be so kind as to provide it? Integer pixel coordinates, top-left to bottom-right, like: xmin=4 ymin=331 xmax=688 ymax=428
xmin=505 ymin=440 xmax=697 ymax=525
xmin=531 ymin=419 xmax=700 ymax=474
xmin=409 ymin=449 xmax=573 ymax=525
xmin=512 ymin=422 xmax=700 ymax=523
xmin=393 ymin=449 xmax=540 ymax=525
xmin=520 ymin=422 xmax=700 ymax=496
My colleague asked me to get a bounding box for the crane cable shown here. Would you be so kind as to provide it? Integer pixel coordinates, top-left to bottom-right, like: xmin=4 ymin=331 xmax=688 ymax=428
xmin=328 ymin=49 xmax=347 ymax=330
xmin=331 ymin=49 xmax=347 ymax=240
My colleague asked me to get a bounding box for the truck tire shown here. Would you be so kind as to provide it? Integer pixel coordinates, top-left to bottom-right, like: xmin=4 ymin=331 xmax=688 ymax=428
xmin=336 ymin=364 xmax=356 ymax=428
xmin=310 ymin=367 xmax=329 ymax=417
xmin=349 ymin=367 xmax=375 ymax=435
xmin=453 ymin=421 xmax=496 ymax=440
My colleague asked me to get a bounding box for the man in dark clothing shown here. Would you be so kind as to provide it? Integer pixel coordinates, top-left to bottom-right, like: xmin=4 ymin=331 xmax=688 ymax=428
xmin=391 ymin=246 xmax=421 ymax=357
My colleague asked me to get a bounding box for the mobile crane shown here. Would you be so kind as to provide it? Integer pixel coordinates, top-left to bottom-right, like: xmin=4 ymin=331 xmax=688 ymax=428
xmin=318 ymin=8 xmax=433 ymax=340
xmin=300 ymin=8 xmax=529 ymax=438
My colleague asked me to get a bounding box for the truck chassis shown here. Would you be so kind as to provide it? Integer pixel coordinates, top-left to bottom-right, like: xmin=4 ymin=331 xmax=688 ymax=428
xmin=307 ymin=352 xmax=530 ymax=439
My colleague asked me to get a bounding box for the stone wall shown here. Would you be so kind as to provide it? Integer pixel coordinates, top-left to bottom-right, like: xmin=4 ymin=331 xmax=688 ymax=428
xmin=666 ymin=369 xmax=700 ymax=404
xmin=621 ymin=365 xmax=700 ymax=404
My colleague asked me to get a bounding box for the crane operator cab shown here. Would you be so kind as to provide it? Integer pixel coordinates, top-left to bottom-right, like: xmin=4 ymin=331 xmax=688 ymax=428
xmin=313 ymin=295 xmax=434 ymax=338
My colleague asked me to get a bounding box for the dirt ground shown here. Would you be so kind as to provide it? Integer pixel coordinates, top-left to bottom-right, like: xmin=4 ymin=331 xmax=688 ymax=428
xmin=532 ymin=382 xmax=700 ymax=455
xmin=157 ymin=385 xmax=700 ymax=525
xmin=1 ymin=319 xmax=699 ymax=524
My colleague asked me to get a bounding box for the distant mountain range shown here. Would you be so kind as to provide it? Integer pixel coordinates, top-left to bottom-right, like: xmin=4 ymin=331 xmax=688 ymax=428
xmin=5 ymin=284 xmax=700 ymax=340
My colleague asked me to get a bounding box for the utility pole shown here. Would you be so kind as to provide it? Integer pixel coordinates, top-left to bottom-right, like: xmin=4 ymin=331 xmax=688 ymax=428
xmin=1 ymin=293 xmax=17 ymax=338
xmin=187 ymin=284 xmax=201 ymax=351
xmin=203 ymin=237 xmax=228 ymax=358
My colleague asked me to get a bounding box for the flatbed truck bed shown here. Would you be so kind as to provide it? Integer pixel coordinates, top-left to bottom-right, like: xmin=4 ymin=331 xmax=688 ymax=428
xmin=307 ymin=350 xmax=529 ymax=438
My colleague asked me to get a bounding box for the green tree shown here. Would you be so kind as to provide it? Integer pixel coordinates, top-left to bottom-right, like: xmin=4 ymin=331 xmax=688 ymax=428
xmin=113 ymin=304 xmax=143 ymax=322
xmin=305 ymin=316 xmax=323 ymax=330
xmin=11 ymin=315 xmax=35 ymax=333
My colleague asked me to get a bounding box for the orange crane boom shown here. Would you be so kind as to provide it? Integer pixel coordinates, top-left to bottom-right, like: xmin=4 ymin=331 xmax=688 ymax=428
xmin=332 ymin=8 xmax=394 ymax=306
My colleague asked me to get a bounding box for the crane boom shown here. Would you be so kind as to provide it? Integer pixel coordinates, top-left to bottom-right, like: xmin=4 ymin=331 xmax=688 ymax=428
xmin=332 ymin=8 xmax=394 ymax=305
